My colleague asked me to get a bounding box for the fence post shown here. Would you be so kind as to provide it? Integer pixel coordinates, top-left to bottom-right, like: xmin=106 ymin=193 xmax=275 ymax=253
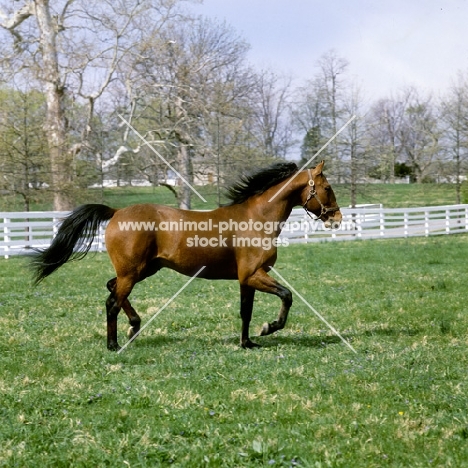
xmin=303 ymin=213 xmax=309 ymax=243
xmin=379 ymin=209 xmax=385 ymax=237
xmin=404 ymin=211 xmax=408 ymax=238
xmin=3 ymin=217 xmax=10 ymax=259
xmin=424 ymin=210 xmax=429 ymax=237
xmin=445 ymin=209 xmax=450 ymax=234
xmin=356 ymin=211 xmax=362 ymax=239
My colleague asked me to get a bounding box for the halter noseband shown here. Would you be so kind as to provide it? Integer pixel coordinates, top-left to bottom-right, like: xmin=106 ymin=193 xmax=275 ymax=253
xmin=302 ymin=169 xmax=340 ymax=221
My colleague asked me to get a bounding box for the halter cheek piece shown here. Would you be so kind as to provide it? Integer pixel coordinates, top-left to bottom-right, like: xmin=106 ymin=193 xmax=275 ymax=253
xmin=302 ymin=169 xmax=340 ymax=221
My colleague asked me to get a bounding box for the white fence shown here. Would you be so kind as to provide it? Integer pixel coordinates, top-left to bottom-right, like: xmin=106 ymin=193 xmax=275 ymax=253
xmin=282 ymin=204 xmax=468 ymax=243
xmin=1 ymin=205 xmax=468 ymax=258
xmin=0 ymin=211 xmax=105 ymax=259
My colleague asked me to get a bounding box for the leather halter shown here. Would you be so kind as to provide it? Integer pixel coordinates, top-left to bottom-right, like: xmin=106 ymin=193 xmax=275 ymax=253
xmin=302 ymin=169 xmax=340 ymax=221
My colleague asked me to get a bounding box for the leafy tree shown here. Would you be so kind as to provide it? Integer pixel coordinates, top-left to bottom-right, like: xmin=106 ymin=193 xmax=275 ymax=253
xmin=0 ymin=88 xmax=49 ymax=210
xmin=394 ymin=162 xmax=415 ymax=181
xmin=300 ymin=126 xmax=322 ymax=167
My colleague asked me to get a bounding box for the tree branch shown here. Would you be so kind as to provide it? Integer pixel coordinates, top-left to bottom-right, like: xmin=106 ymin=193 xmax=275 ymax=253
xmin=99 ymin=144 xmax=142 ymax=170
xmin=0 ymin=2 xmax=34 ymax=29
xmin=0 ymin=2 xmax=34 ymax=43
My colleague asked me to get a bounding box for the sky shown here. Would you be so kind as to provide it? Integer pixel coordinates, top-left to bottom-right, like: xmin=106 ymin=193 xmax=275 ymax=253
xmin=191 ymin=0 xmax=468 ymax=100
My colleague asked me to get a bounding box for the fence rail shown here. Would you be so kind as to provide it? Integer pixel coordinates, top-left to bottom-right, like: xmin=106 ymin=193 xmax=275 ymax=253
xmin=282 ymin=204 xmax=468 ymax=243
xmin=2 ymin=205 xmax=468 ymax=258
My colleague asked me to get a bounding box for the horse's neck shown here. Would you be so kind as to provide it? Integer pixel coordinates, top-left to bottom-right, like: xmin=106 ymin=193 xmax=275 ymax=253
xmin=254 ymin=178 xmax=304 ymax=222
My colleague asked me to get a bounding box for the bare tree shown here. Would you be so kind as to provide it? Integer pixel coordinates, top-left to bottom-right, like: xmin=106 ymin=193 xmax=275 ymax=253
xmin=440 ymin=72 xmax=468 ymax=201
xmin=115 ymin=16 xmax=252 ymax=209
xmin=316 ymin=50 xmax=349 ymax=177
xmin=292 ymin=77 xmax=329 ymax=166
xmin=0 ymin=0 xmax=183 ymax=210
xmin=341 ymin=83 xmax=367 ymax=206
xmin=367 ymin=94 xmax=409 ymax=182
xmin=249 ymin=69 xmax=294 ymax=159
xmin=399 ymin=88 xmax=440 ymax=183
xmin=292 ymin=50 xmax=350 ymax=179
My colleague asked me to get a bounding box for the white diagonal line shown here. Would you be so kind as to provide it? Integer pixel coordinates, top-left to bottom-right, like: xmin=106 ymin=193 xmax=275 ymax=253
xmin=118 ymin=114 xmax=207 ymax=203
xmin=269 ymin=266 xmax=357 ymax=354
xmin=118 ymin=266 xmax=206 ymax=353
xmin=268 ymin=114 xmax=356 ymax=203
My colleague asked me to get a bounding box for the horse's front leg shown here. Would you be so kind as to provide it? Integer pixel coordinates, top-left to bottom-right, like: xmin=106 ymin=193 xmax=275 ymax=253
xmin=243 ymin=268 xmax=293 ymax=338
xmin=239 ymin=284 xmax=260 ymax=349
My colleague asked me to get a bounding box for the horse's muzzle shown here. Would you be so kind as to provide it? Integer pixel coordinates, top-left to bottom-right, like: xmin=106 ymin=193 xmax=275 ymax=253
xmin=323 ymin=210 xmax=342 ymax=230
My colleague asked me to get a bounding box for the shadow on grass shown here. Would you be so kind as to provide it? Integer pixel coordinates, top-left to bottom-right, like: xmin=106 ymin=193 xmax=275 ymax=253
xmin=116 ymin=324 xmax=422 ymax=353
xmin=255 ymin=325 xmax=421 ymax=348
xmin=242 ymin=325 xmax=421 ymax=349
xmin=257 ymin=334 xmax=344 ymax=349
xmin=123 ymin=334 xmax=184 ymax=349
xmin=362 ymin=326 xmax=421 ymax=337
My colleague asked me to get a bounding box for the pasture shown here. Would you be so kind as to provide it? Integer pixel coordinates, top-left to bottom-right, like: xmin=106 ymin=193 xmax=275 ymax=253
xmin=1 ymin=235 xmax=468 ymax=466
xmin=1 ymin=181 xmax=468 ymax=212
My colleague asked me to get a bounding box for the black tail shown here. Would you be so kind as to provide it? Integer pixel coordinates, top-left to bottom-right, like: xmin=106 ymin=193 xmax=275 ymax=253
xmin=31 ymin=204 xmax=116 ymax=284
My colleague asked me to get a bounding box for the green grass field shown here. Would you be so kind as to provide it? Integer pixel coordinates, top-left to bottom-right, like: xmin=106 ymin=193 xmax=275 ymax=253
xmin=1 ymin=235 xmax=468 ymax=466
xmin=101 ymin=182 xmax=468 ymax=210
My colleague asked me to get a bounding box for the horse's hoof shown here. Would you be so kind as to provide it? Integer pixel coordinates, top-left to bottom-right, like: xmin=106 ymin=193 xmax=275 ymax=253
xmin=127 ymin=326 xmax=136 ymax=339
xmin=260 ymin=322 xmax=270 ymax=336
xmin=241 ymin=339 xmax=261 ymax=349
xmin=107 ymin=342 xmax=121 ymax=352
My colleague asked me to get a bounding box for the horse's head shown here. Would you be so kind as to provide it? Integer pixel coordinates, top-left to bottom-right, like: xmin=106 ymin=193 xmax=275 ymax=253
xmin=301 ymin=161 xmax=342 ymax=229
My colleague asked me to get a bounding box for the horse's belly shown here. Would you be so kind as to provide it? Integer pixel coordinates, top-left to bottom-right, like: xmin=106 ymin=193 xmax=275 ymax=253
xmin=158 ymin=246 xmax=238 ymax=280
xmin=160 ymin=263 xmax=238 ymax=280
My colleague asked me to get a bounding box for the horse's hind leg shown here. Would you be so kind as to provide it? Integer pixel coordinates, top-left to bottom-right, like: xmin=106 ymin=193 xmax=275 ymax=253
xmin=106 ymin=276 xmax=137 ymax=351
xmin=106 ymin=284 xmax=121 ymax=351
xmin=107 ymin=278 xmax=141 ymax=341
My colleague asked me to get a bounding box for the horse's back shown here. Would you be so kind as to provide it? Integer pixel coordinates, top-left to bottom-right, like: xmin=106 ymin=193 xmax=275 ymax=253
xmin=104 ymin=204 xmax=237 ymax=279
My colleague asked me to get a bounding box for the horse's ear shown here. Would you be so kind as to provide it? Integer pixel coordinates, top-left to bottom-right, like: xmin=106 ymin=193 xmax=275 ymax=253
xmin=312 ymin=160 xmax=324 ymax=176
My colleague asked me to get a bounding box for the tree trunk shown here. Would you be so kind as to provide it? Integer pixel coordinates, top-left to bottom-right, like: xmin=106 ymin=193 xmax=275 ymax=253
xmin=35 ymin=0 xmax=74 ymax=211
xmin=176 ymin=144 xmax=192 ymax=210
xmin=349 ymin=123 xmax=357 ymax=208
xmin=173 ymin=94 xmax=193 ymax=210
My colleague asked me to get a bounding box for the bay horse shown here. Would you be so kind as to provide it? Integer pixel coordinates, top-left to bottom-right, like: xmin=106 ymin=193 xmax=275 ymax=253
xmin=32 ymin=160 xmax=342 ymax=350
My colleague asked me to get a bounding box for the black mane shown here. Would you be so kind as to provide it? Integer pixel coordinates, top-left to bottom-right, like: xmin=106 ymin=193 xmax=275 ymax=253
xmin=224 ymin=161 xmax=298 ymax=205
